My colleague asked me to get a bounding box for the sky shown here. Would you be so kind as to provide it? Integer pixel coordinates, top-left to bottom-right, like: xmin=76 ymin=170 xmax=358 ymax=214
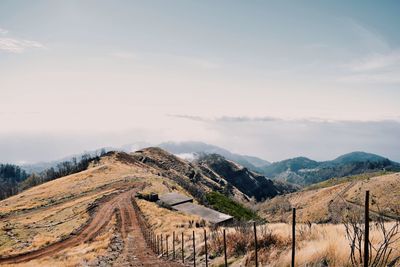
xmin=1 ymin=0 xmax=400 ymax=163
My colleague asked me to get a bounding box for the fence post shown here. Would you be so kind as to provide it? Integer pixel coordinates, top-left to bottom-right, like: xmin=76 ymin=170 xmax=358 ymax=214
xmin=254 ymin=221 xmax=258 ymax=267
xmin=204 ymin=229 xmax=208 ymax=267
xmin=157 ymin=235 xmax=159 ymax=255
xmin=152 ymin=233 xmax=154 ymax=252
xmin=223 ymin=229 xmax=227 ymax=267
xmin=166 ymin=235 xmax=169 ymax=259
xmin=157 ymin=235 xmax=160 ymax=255
xmin=154 ymin=233 xmax=156 ymax=252
xmin=364 ymin=190 xmax=370 ymax=267
xmin=173 ymin=231 xmax=176 ymax=260
xmin=182 ymin=232 xmax=185 ymax=264
xmin=193 ymin=231 xmax=196 ymax=267
xmin=149 ymin=231 xmax=152 ymax=250
xmin=292 ymin=208 xmax=296 ymax=267
xmin=161 ymin=234 xmax=164 ymax=257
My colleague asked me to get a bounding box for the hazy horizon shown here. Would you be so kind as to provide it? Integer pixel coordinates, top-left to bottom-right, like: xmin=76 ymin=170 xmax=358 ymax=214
xmin=1 ymin=1 xmax=400 ymax=163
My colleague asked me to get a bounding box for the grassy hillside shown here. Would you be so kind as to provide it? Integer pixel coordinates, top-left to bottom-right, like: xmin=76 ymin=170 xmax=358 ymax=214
xmin=0 ymin=149 xmax=399 ymax=267
xmin=305 ymin=171 xmax=393 ymax=190
xmin=259 ymin=172 xmax=400 ymax=223
xmin=0 ymin=148 xmax=274 ymax=266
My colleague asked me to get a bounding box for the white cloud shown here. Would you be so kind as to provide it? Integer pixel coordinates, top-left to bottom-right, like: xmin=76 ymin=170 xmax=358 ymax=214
xmin=337 ymin=21 xmax=400 ymax=84
xmin=340 ymin=50 xmax=400 ymax=84
xmin=0 ymin=37 xmax=44 ymax=53
xmin=0 ymin=28 xmax=8 ymax=34
xmin=346 ymin=51 xmax=400 ymax=72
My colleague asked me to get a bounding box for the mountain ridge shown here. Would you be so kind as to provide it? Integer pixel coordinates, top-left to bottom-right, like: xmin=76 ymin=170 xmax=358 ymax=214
xmin=261 ymin=151 xmax=400 ymax=185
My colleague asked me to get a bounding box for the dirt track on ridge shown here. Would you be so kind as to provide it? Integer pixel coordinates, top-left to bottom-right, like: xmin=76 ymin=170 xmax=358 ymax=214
xmin=0 ymin=187 xmax=182 ymax=266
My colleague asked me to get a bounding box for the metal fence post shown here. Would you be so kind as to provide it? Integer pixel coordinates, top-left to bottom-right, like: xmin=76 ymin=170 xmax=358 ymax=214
xmin=292 ymin=208 xmax=296 ymax=267
xmin=254 ymin=221 xmax=258 ymax=267
xmin=161 ymin=234 xmax=164 ymax=257
xmin=173 ymin=231 xmax=176 ymax=260
xmin=364 ymin=190 xmax=370 ymax=267
xmin=154 ymin=233 xmax=156 ymax=252
xmin=157 ymin=235 xmax=159 ymax=255
xmin=152 ymin=233 xmax=154 ymax=252
xmin=223 ymin=229 xmax=227 ymax=267
xmin=182 ymin=232 xmax=185 ymax=264
xmin=193 ymin=231 xmax=196 ymax=267
xmin=204 ymin=229 xmax=208 ymax=267
xmin=166 ymin=235 xmax=169 ymax=259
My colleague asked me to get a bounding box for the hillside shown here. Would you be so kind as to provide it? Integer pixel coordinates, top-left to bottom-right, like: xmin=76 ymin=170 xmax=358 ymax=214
xmin=0 ymin=149 xmax=398 ymax=267
xmin=0 ymin=148 xmax=284 ymax=266
xmin=260 ymin=151 xmax=400 ymax=186
xmin=259 ymin=172 xmax=400 ymax=223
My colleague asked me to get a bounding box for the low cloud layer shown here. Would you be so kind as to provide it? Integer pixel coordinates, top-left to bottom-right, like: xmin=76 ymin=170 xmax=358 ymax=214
xmin=1 ymin=116 xmax=399 ymax=164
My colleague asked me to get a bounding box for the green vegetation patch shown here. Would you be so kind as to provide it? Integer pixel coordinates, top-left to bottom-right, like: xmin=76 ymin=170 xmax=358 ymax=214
xmin=206 ymin=192 xmax=260 ymax=221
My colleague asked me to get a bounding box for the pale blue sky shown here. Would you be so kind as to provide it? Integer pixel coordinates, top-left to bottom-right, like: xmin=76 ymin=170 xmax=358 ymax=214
xmin=0 ymin=1 xmax=400 ymax=163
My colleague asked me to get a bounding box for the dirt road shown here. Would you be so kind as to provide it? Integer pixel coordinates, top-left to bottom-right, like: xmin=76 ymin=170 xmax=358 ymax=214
xmin=0 ymin=188 xmax=182 ymax=266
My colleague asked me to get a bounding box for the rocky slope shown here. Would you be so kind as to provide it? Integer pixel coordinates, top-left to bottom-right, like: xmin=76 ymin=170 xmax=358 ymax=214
xmin=131 ymin=148 xmax=286 ymax=202
xmin=194 ymin=154 xmax=295 ymax=201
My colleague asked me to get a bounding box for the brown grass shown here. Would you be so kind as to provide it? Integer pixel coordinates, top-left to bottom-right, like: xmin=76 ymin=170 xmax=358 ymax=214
xmin=259 ymin=172 xmax=400 ymax=223
xmin=2 ymin=214 xmax=119 ymax=267
xmin=205 ymin=222 xmax=400 ymax=267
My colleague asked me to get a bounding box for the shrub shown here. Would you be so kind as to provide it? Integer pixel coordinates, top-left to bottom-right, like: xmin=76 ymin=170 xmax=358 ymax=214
xmin=206 ymin=191 xmax=260 ymax=221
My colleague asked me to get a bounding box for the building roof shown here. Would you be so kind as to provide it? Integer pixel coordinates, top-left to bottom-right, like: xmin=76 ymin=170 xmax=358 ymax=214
xmin=158 ymin=192 xmax=193 ymax=206
xmin=172 ymin=202 xmax=233 ymax=224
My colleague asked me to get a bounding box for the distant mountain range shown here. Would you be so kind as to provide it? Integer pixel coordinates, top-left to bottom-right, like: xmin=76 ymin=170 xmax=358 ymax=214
xmin=158 ymin=141 xmax=271 ymax=169
xmin=260 ymin=152 xmax=400 ymax=185
xmin=17 ymin=141 xmax=400 ymax=187
xmin=154 ymin=142 xmax=400 ymax=186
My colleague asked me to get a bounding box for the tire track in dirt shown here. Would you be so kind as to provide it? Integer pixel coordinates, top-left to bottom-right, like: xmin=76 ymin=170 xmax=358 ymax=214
xmin=0 ymin=185 xmax=182 ymax=266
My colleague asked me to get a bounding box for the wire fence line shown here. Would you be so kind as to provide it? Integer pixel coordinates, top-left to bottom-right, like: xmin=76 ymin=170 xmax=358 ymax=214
xmin=131 ymin=190 xmax=400 ymax=267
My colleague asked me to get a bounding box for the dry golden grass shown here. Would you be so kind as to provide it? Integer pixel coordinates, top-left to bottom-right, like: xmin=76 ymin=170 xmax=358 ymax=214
xmin=2 ymin=214 xmax=119 ymax=267
xmin=0 ymin=151 xmax=212 ymax=265
xmin=1 ymin=151 xmax=398 ymax=267
xmin=0 ymin=153 xmax=176 ymax=261
xmin=260 ymin=172 xmax=400 ymax=223
xmin=207 ymin=222 xmax=400 ymax=267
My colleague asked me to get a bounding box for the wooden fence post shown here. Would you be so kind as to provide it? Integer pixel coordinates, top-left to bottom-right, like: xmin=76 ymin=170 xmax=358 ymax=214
xmin=223 ymin=229 xmax=227 ymax=267
xmin=193 ymin=231 xmax=196 ymax=267
xmin=173 ymin=231 xmax=176 ymax=260
xmin=254 ymin=221 xmax=258 ymax=267
xmin=204 ymin=229 xmax=208 ymax=267
xmin=182 ymin=232 xmax=185 ymax=264
xmin=292 ymin=208 xmax=296 ymax=267
xmin=364 ymin=190 xmax=370 ymax=267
